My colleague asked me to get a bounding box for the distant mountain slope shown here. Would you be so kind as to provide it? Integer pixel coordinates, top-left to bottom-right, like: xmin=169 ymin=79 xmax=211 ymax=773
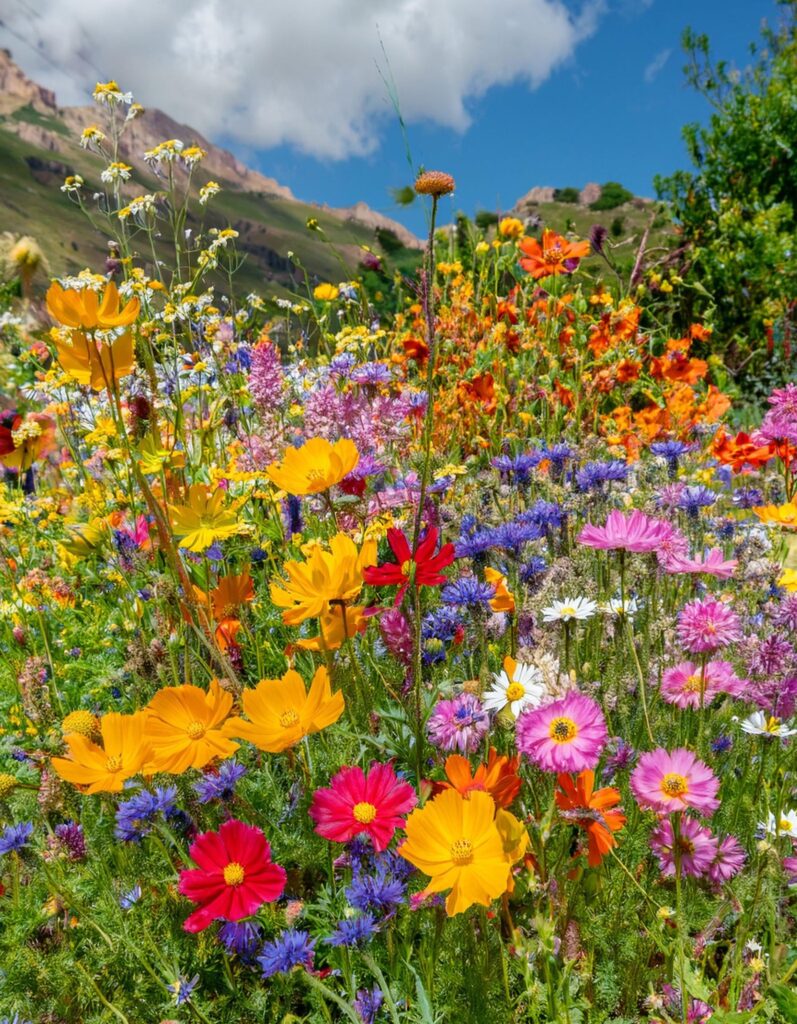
xmin=0 ymin=50 xmax=421 ymax=294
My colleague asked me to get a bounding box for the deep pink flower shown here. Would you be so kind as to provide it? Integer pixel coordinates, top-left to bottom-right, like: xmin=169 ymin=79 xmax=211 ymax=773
xmin=577 ymin=509 xmax=674 ymax=553
xmin=630 ymin=748 xmax=720 ymax=816
xmin=650 ymin=816 xmax=718 ymax=878
xmin=516 ymin=692 xmax=607 ymax=773
xmin=784 ymin=855 xmax=797 ymax=884
xmin=309 ymin=762 xmax=416 ymax=851
xmin=677 ymin=598 xmax=742 ymax=654
xmin=427 ymin=693 xmax=489 ymax=754
xmin=708 ymin=834 xmax=746 ymax=885
xmin=661 ymin=660 xmax=744 ymax=709
xmin=663 ymin=548 xmax=737 ymax=579
xmin=178 ymin=819 xmax=286 ymax=932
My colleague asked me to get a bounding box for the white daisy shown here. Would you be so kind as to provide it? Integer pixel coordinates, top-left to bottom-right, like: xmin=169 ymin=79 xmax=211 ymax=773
xmin=759 ymin=810 xmax=797 ymax=838
xmin=601 ymin=595 xmax=641 ymax=619
xmin=483 ymin=657 xmax=547 ymax=718
xmin=542 ymin=597 xmax=597 ymax=623
xmin=739 ymin=711 xmax=797 ymax=738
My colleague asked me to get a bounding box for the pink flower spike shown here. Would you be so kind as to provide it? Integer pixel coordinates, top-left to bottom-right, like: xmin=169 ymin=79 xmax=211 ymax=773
xmin=577 ymin=509 xmax=674 ymax=554
xmin=630 ymin=747 xmax=720 ymax=816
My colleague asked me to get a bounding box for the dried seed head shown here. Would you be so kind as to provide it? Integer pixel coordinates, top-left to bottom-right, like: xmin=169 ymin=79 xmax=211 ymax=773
xmin=414 ymin=171 xmax=455 ymax=197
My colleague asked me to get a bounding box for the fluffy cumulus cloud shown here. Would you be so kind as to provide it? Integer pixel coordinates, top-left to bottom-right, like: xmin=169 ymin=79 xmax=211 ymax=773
xmin=2 ymin=0 xmax=602 ymax=159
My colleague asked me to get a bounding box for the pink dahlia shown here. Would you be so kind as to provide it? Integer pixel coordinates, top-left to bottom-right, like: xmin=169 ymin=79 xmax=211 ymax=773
xmin=630 ymin=748 xmax=720 ymax=816
xmin=516 ymin=692 xmax=607 ymax=773
xmin=660 ymin=660 xmax=744 ymax=709
xmin=650 ymin=816 xmax=717 ymax=878
xmin=677 ymin=598 xmax=742 ymax=654
xmin=309 ymin=762 xmax=416 ymax=852
xmin=663 ymin=548 xmax=737 ymax=579
xmin=708 ymin=834 xmax=746 ymax=885
xmin=577 ymin=509 xmax=673 ymax=554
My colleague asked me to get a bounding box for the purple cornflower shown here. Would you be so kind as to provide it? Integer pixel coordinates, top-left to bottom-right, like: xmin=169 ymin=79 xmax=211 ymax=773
xmin=330 ymin=353 xmax=356 ymax=378
xmin=354 ymin=987 xmax=384 ymax=1024
xmin=259 ymin=929 xmax=316 ymax=977
xmin=345 ymin=852 xmax=409 ymax=914
xmin=489 ymin=519 xmax=543 ymax=553
xmin=352 ymin=362 xmax=392 ymax=386
xmin=732 ymin=487 xmax=764 ymax=509
xmin=602 ymin=738 xmax=636 ymax=782
xmin=492 ymin=452 xmax=541 ymax=487
xmin=774 ymin=594 xmax=797 ymax=632
xmin=677 ymin=599 xmax=742 ymax=654
xmin=520 ymin=556 xmax=548 ymax=585
xmin=441 ymin=577 xmax=495 ymax=608
xmin=711 ymin=734 xmax=733 ymax=754
xmin=326 ymin=913 xmax=378 ymax=948
xmin=218 ymin=919 xmax=263 ymax=960
xmin=282 ymin=495 xmax=304 ymax=537
xmin=427 ymin=693 xmax=488 ymax=753
xmin=678 ymin=485 xmax=717 ymax=518
xmin=0 ymin=821 xmax=33 ymax=855
xmin=575 ymin=460 xmax=629 ymax=491
xmin=119 ymin=885 xmax=142 ymax=909
xmin=747 ymin=635 xmax=795 ymax=677
xmin=248 ymin=340 xmax=284 ymax=410
xmin=541 ymin=443 xmax=575 ymax=479
xmin=194 ymin=760 xmax=246 ymax=804
xmin=650 ymin=440 xmax=690 ymax=479
xmin=167 ymin=974 xmax=199 ymax=1006
xmin=53 ymin=821 xmax=86 ymax=861
xmin=115 ymin=786 xmax=178 ymax=842
xmin=421 ymin=607 xmax=463 ymax=664
xmin=522 ymin=500 xmax=566 ymax=531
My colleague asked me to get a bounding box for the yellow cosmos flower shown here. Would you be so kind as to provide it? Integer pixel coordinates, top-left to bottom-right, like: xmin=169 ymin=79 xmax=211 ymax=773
xmin=270 ymin=532 xmax=376 ymax=626
xmin=54 ymin=330 xmax=136 ymax=391
xmin=399 ymin=789 xmax=513 ymax=916
xmin=313 ymin=283 xmax=339 ymax=301
xmin=779 ymin=568 xmax=797 ymax=592
xmin=46 ymin=281 xmax=139 ymax=330
xmin=223 ymin=666 xmax=344 ymax=753
xmin=51 ymin=711 xmax=151 ymax=794
xmin=295 ymin=603 xmax=368 ymax=651
xmin=168 ymin=484 xmax=242 ymax=552
xmin=144 ymin=680 xmax=238 ymax=774
xmin=754 ymin=501 xmax=797 ymax=529
xmin=266 ymin=438 xmax=359 ymax=496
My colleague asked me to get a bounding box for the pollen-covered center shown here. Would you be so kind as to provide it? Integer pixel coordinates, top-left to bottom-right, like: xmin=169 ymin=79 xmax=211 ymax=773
xmin=683 ymin=674 xmax=702 ymax=693
xmin=675 ymin=837 xmax=695 ymax=856
xmin=105 ymin=754 xmax=123 ymax=772
xmin=505 ymin=682 xmax=525 ymax=701
xmin=542 ymin=246 xmax=565 ymax=265
xmin=353 ymin=801 xmax=377 ymax=824
xmin=779 ymin=818 xmax=794 ymax=833
xmin=400 ymin=559 xmax=415 ymax=578
xmin=661 ymin=772 xmax=688 ymax=798
xmin=223 ymin=861 xmax=245 ymax=886
xmin=450 ymin=838 xmax=474 ymax=865
xmin=549 ymin=716 xmax=578 ymax=743
xmin=279 ymin=709 xmax=300 ymax=728
xmin=186 ymin=720 xmax=206 ymax=739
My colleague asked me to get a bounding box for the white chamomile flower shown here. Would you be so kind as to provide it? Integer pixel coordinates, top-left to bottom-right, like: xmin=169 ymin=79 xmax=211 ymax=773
xmin=542 ymin=596 xmax=597 ymax=623
xmin=759 ymin=810 xmax=797 ymax=838
xmin=739 ymin=711 xmax=797 ymax=737
xmin=601 ymin=595 xmax=640 ymax=619
xmin=483 ymin=656 xmax=547 ymax=718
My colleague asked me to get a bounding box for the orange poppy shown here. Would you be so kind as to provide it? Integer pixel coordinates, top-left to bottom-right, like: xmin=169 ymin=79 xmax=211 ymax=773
xmin=712 ymin=430 xmax=775 ymax=472
xmin=518 ymin=230 xmax=590 ymax=279
xmin=435 ymin=748 xmax=522 ymax=809
xmin=555 ymin=769 xmax=626 ymax=867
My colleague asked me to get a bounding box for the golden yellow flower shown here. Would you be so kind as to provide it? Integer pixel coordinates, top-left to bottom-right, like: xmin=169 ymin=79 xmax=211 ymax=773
xmin=313 ymin=283 xmax=339 ymax=301
xmin=267 ymin=438 xmax=359 ymax=496
xmin=46 ymin=281 xmax=139 ymax=331
xmin=754 ymin=501 xmax=797 ymax=529
xmin=168 ymin=484 xmax=241 ymax=552
xmin=51 ymin=711 xmax=151 ymax=794
xmin=498 ymin=217 xmax=524 ymax=239
xmin=144 ymin=680 xmax=238 ymax=774
xmin=54 ymin=330 xmax=136 ymax=391
xmin=223 ymin=666 xmax=344 ymax=753
xmin=779 ymin=568 xmax=797 ymax=592
xmin=61 ymin=710 xmax=100 ymax=740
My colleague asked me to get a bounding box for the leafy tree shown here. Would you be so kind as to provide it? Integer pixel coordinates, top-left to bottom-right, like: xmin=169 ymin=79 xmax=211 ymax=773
xmin=553 ymin=186 xmax=580 ymax=204
xmin=655 ymin=2 xmax=797 ymax=383
xmin=590 ymin=182 xmax=633 ymax=210
xmin=475 ymin=209 xmax=499 ymax=230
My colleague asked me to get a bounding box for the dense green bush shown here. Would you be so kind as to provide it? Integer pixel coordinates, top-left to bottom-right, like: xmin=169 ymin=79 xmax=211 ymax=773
xmin=589 ymin=182 xmax=633 ymax=211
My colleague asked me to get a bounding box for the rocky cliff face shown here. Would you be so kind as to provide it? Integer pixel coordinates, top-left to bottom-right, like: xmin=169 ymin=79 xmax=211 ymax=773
xmin=0 ymin=49 xmax=56 ymax=115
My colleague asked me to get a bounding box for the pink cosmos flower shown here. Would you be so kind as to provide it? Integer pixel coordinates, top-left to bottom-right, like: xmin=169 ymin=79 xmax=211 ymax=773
xmin=677 ymin=598 xmax=742 ymax=654
xmin=308 ymin=762 xmax=416 ymax=852
xmin=516 ymin=692 xmax=607 ymax=773
xmin=427 ymin=693 xmax=489 ymax=754
xmin=661 ymin=660 xmax=744 ymax=709
xmin=630 ymin=748 xmax=720 ymax=816
xmin=577 ymin=509 xmax=674 ymax=553
xmin=708 ymin=834 xmax=746 ymax=885
xmin=663 ymin=548 xmax=738 ymax=579
xmin=650 ymin=816 xmax=718 ymax=878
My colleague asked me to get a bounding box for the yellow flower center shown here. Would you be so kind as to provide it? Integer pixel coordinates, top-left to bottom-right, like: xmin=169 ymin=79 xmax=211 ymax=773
xmin=559 ymin=605 xmax=577 ymax=618
xmin=549 ymin=716 xmax=578 ymax=743
xmin=683 ymin=674 xmax=702 ymax=693
xmin=766 ymin=717 xmax=782 ymax=734
xmin=306 ymin=468 xmax=327 ymax=484
xmin=450 ymin=838 xmax=474 ymax=865
xmin=353 ymin=801 xmax=378 ymax=824
xmin=400 ymin=559 xmax=415 ymax=578
xmin=780 ymin=818 xmax=794 ymax=832
xmin=542 ymin=246 xmax=565 ymax=265
xmin=105 ymin=754 xmax=123 ymax=772
xmin=279 ymin=709 xmax=300 ymax=728
xmin=186 ymin=721 xmax=206 ymax=739
xmin=660 ymin=773 xmax=688 ymax=798
xmin=505 ymin=682 xmax=525 ymax=702
xmin=223 ymin=861 xmax=245 ymax=886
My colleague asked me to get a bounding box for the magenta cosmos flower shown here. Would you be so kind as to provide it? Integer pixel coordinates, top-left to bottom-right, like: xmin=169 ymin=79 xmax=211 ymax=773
xmin=663 ymin=548 xmax=738 ymax=579
xmin=677 ymin=598 xmax=742 ymax=654
xmin=516 ymin=692 xmax=607 ymax=772
xmin=427 ymin=693 xmax=488 ymax=754
xmin=577 ymin=509 xmax=673 ymax=553
xmin=650 ymin=816 xmax=717 ymax=878
xmin=630 ymin=748 xmax=720 ymax=816
xmin=309 ymin=762 xmax=416 ymax=852
xmin=708 ymin=834 xmax=746 ymax=885
xmin=661 ymin=660 xmax=744 ymax=709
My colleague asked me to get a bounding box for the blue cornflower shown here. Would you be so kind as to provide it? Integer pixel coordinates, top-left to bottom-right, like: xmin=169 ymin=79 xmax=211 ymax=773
xmin=205 ymin=542 xmax=224 ymax=562
xmin=711 ymin=734 xmax=733 ymax=754
xmin=491 ymin=452 xmax=541 ymax=487
xmin=250 ymin=546 xmax=268 ymax=564
xmin=678 ymin=485 xmax=717 ymax=518
xmin=282 ymin=495 xmax=303 ymax=536
xmin=354 ymin=987 xmax=384 ymax=1024
xmin=489 ymin=519 xmax=543 ymax=553
xmin=650 ymin=440 xmax=690 ymax=479
xmin=115 ymin=786 xmax=178 ymax=842
xmin=194 ymin=760 xmax=247 ymax=804
xmin=520 ymin=556 xmax=548 ymax=584
xmin=541 ymin=442 xmax=575 ymax=479
xmin=167 ymin=974 xmax=199 ymax=1006
xmin=0 ymin=1015 xmax=32 ymax=1024
xmin=326 ymin=913 xmax=378 ymax=948
xmin=346 ymin=855 xmax=408 ymax=914
xmin=259 ymin=929 xmax=316 ymax=977
xmin=352 ymin=362 xmax=391 ymax=386
xmin=421 ymin=606 xmax=463 ymax=663
xmin=330 ymin=353 xmax=356 ymax=378
xmin=732 ymin=487 xmax=764 ymax=509
xmin=455 ymin=526 xmax=495 ymax=559
xmin=575 ymin=460 xmax=630 ymax=491
xmin=441 ymin=577 xmax=495 ymax=608
xmin=0 ymin=822 xmax=32 ymax=856
xmin=119 ymin=884 xmax=142 ymax=909
xmin=218 ymin=919 xmax=263 ymax=960
xmin=521 ymin=500 xmax=567 ymax=531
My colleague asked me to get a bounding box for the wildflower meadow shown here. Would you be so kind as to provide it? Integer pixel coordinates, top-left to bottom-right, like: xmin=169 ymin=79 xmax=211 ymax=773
xmin=1 ymin=65 xmax=797 ymax=1024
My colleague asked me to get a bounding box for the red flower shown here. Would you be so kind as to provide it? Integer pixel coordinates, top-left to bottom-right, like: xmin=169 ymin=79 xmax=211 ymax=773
xmin=363 ymin=527 xmax=455 ymax=605
xmin=309 ymin=762 xmax=417 ymax=851
xmin=554 ymin=770 xmax=626 ymax=868
xmin=178 ymin=819 xmax=286 ymax=932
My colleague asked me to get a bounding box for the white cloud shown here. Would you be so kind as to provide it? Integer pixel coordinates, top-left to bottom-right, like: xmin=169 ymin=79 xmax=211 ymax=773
xmin=643 ymin=47 xmax=671 ymax=84
xmin=1 ymin=0 xmax=602 ymax=159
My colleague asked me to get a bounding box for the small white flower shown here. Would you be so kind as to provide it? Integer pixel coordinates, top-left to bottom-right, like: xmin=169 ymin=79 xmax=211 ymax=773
xmin=542 ymin=597 xmax=597 ymax=623
xmin=601 ymin=595 xmax=640 ymax=619
xmin=740 ymin=711 xmax=797 ymax=737
xmin=483 ymin=659 xmax=547 ymax=718
xmin=759 ymin=810 xmax=797 ymax=837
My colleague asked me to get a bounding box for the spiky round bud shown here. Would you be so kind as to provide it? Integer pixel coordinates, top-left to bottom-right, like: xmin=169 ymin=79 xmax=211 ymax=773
xmin=0 ymin=773 xmax=19 ymax=800
xmin=414 ymin=171 xmax=455 ymax=197
xmin=61 ymin=710 xmax=100 ymax=739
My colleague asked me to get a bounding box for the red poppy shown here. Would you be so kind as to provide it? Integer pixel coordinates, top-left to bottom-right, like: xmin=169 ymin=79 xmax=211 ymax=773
xmin=555 ymin=770 xmax=626 ymax=868
xmin=178 ymin=819 xmax=286 ymax=932
xmin=363 ymin=526 xmax=455 ymax=605
xmin=519 ymin=230 xmax=591 ymax=279
xmin=309 ymin=762 xmax=417 ymax=851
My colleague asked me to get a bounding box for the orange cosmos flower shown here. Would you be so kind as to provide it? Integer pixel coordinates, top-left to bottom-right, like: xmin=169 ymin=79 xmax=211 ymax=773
xmin=484 ymin=567 xmax=514 ymax=613
xmin=295 ymin=603 xmax=369 ymax=651
xmin=519 ymin=229 xmax=590 ymax=279
xmin=435 ymin=748 xmax=522 ymax=809
xmin=266 ymin=437 xmax=359 ymax=496
xmin=54 ymin=330 xmax=136 ymax=391
xmin=210 ymin=570 xmax=255 ymax=619
xmin=712 ymin=430 xmax=775 ymax=472
xmin=46 ymin=280 xmax=140 ymax=330
xmin=144 ymin=680 xmax=239 ymax=774
xmin=223 ymin=666 xmax=344 ymax=753
xmin=555 ymin=769 xmax=626 ymax=867
xmin=51 ymin=711 xmax=151 ymax=794
xmin=754 ymin=500 xmax=797 ymax=529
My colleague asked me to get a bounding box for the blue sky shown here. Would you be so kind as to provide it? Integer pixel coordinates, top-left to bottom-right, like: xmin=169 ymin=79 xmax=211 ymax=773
xmin=236 ymin=0 xmax=782 ymax=235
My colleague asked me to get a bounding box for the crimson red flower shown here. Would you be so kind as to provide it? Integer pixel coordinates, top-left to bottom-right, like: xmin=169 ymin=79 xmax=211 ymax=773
xmin=309 ymin=762 xmax=417 ymax=851
xmin=178 ymin=819 xmax=286 ymax=932
xmin=363 ymin=527 xmax=455 ymax=605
